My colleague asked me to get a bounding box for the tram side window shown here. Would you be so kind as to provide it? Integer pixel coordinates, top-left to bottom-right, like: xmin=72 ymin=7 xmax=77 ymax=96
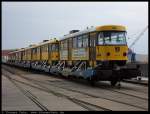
xmin=23 ymin=51 xmax=25 ymax=56
xmin=35 ymin=48 xmax=37 ymax=53
xmin=16 ymin=53 xmax=17 ymax=58
xmin=33 ymin=48 xmax=37 ymax=54
xmin=55 ymin=44 xmax=59 ymax=51
xmin=42 ymin=46 xmax=44 ymax=52
xmin=42 ymin=45 xmax=48 ymax=52
xmin=78 ymin=36 xmax=83 ymax=48
xmin=29 ymin=50 xmax=31 ymax=55
xmin=27 ymin=50 xmax=28 ymax=55
xmin=28 ymin=50 xmax=31 ymax=55
xmin=27 ymin=50 xmax=30 ymax=56
xmin=60 ymin=40 xmax=68 ymax=50
xmin=83 ymin=34 xmax=89 ymax=47
xmin=37 ymin=47 xmax=40 ymax=53
xmin=51 ymin=44 xmax=54 ymax=51
xmin=45 ymin=45 xmax=48 ymax=52
xmin=60 ymin=42 xmax=63 ymax=50
xmin=41 ymin=46 xmax=44 ymax=52
xmin=73 ymin=37 xmax=78 ymax=48
xmin=49 ymin=44 xmax=51 ymax=52
xmin=64 ymin=40 xmax=68 ymax=49
xmin=17 ymin=53 xmax=19 ymax=59
xmin=24 ymin=52 xmax=26 ymax=57
xmin=52 ymin=44 xmax=58 ymax=51
xmin=98 ymin=32 xmax=103 ymax=45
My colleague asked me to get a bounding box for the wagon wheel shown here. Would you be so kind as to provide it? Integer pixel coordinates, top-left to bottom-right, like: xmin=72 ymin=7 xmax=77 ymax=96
xmin=110 ymin=80 xmax=118 ymax=86
xmin=90 ymin=80 xmax=95 ymax=86
xmin=68 ymin=75 xmax=73 ymax=80
xmin=87 ymin=78 xmax=96 ymax=86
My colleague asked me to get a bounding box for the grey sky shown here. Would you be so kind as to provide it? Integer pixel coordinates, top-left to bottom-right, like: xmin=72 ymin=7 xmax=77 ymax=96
xmin=2 ymin=2 xmax=148 ymax=54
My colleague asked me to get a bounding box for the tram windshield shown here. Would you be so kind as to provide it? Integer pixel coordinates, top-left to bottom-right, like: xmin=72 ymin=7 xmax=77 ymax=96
xmin=98 ymin=31 xmax=127 ymax=45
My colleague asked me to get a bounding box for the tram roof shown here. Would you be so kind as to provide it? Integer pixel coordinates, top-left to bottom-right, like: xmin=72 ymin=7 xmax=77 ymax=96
xmin=60 ymin=25 xmax=126 ymax=41
xmin=9 ymin=39 xmax=59 ymax=54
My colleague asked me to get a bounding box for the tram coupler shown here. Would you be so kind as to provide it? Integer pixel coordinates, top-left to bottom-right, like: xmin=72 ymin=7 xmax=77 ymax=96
xmin=118 ymin=64 xmax=141 ymax=79
xmin=91 ymin=63 xmax=141 ymax=86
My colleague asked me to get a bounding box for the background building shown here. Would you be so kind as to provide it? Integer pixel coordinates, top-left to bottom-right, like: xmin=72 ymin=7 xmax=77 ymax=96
xmin=2 ymin=49 xmax=17 ymax=63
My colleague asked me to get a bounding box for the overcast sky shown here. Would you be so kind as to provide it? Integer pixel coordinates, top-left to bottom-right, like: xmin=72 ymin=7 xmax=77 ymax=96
xmin=2 ymin=2 xmax=148 ymax=54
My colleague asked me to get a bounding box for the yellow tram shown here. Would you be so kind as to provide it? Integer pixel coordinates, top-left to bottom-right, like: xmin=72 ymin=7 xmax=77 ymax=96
xmin=59 ymin=25 xmax=128 ymax=68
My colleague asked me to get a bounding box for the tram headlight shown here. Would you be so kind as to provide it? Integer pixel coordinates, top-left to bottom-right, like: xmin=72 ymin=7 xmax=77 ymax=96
xmin=123 ymin=52 xmax=127 ymax=56
xmin=107 ymin=52 xmax=110 ymax=56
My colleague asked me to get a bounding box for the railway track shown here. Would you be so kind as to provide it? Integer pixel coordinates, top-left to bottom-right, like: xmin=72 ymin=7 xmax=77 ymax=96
xmin=2 ymin=68 xmax=110 ymax=111
xmin=2 ymin=66 xmax=148 ymax=111
xmin=3 ymin=73 xmax=49 ymax=111
xmin=3 ymin=65 xmax=148 ymax=100
xmin=123 ymin=79 xmax=148 ymax=86
xmin=23 ymin=77 xmax=148 ymax=110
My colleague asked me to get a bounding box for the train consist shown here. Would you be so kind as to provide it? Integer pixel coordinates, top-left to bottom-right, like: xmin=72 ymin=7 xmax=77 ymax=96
xmin=7 ymin=25 xmax=141 ymax=86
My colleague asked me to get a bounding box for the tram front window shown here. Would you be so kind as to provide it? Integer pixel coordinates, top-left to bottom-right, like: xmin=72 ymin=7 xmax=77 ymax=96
xmin=98 ymin=31 xmax=127 ymax=45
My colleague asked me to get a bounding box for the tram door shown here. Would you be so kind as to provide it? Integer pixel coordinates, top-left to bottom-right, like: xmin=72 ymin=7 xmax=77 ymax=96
xmin=68 ymin=38 xmax=72 ymax=61
xmin=89 ymin=32 xmax=96 ymax=67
